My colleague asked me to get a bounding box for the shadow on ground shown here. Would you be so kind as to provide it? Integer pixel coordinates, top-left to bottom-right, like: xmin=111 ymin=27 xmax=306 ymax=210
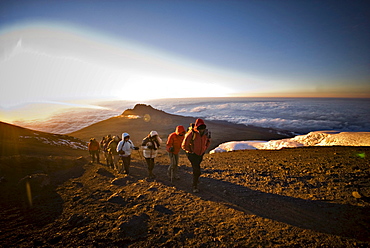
xmin=0 ymin=156 xmax=87 ymax=232
xmin=153 ymin=164 xmax=370 ymax=242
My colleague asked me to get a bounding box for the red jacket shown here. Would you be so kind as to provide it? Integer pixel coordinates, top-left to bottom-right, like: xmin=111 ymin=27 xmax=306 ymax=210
xmin=166 ymin=125 xmax=186 ymax=154
xmin=182 ymin=119 xmax=211 ymax=156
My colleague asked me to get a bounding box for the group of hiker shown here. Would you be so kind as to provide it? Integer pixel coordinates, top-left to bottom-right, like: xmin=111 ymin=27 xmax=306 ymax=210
xmin=88 ymin=118 xmax=211 ymax=192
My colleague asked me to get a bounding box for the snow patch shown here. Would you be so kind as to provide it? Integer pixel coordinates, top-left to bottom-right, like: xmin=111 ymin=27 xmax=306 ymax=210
xmin=20 ymin=136 xmax=87 ymax=150
xmin=210 ymin=131 xmax=370 ymax=153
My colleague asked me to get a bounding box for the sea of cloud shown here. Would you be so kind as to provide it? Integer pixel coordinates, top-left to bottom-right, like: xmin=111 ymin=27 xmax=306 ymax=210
xmin=13 ymin=101 xmax=132 ymax=134
xmin=152 ymin=98 xmax=370 ymax=134
xmin=12 ymin=98 xmax=370 ymax=136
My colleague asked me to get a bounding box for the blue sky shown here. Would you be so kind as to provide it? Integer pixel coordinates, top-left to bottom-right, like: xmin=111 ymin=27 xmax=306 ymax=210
xmin=1 ymin=0 xmax=370 ymax=112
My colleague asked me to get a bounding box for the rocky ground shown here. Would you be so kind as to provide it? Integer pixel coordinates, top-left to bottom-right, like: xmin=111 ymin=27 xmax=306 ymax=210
xmin=0 ymin=146 xmax=369 ymax=247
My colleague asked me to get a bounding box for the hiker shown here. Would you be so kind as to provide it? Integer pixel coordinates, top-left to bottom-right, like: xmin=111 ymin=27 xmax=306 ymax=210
xmin=100 ymin=136 xmax=106 ymax=151
xmin=88 ymin=138 xmax=100 ymax=164
xmin=116 ymin=133 xmax=138 ymax=174
xmin=100 ymin=136 xmax=106 ymax=162
xmin=142 ymin=131 xmax=162 ymax=179
xmin=166 ymin=125 xmax=186 ymax=180
xmin=101 ymin=135 xmax=112 ymax=166
xmin=182 ymin=118 xmax=211 ymax=193
xmin=107 ymin=136 xmax=121 ymax=170
xmin=188 ymin=122 xmax=195 ymax=132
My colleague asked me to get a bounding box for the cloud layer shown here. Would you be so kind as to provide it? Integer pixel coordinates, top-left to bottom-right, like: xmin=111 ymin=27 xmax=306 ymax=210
xmin=12 ymin=98 xmax=370 ymax=136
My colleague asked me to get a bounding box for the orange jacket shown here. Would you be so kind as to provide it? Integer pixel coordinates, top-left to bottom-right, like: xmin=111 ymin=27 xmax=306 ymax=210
xmin=166 ymin=125 xmax=186 ymax=154
xmin=181 ymin=119 xmax=211 ymax=156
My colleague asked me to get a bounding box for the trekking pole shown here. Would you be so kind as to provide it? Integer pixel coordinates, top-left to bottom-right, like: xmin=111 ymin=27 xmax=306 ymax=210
xmin=137 ymin=149 xmax=146 ymax=167
xmin=168 ymin=153 xmax=176 ymax=183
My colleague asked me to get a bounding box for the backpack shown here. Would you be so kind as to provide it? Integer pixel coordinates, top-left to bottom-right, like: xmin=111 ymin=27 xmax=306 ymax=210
xmin=107 ymin=140 xmax=118 ymax=153
xmin=89 ymin=140 xmax=99 ymax=151
xmin=188 ymin=129 xmax=211 ymax=152
xmin=142 ymin=136 xmax=159 ymax=150
xmin=189 ymin=130 xmax=197 ymax=152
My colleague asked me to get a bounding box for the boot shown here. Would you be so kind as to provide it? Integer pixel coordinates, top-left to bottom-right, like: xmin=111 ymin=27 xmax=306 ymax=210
xmin=148 ymin=171 xmax=156 ymax=179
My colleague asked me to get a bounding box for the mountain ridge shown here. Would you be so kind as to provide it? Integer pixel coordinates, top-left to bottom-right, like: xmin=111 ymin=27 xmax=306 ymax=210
xmin=69 ymin=104 xmax=289 ymax=150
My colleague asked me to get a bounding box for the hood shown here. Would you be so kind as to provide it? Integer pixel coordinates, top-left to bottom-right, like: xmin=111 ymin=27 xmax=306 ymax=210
xmin=195 ymin=118 xmax=205 ymax=127
xmin=122 ymin=133 xmax=130 ymax=139
xmin=150 ymin=131 xmax=158 ymax=137
xmin=194 ymin=118 xmax=206 ymax=128
xmin=175 ymin=125 xmax=186 ymax=135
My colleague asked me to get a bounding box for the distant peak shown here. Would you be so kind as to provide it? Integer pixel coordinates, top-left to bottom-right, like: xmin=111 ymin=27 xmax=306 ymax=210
xmin=122 ymin=104 xmax=166 ymax=116
xmin=133 ymin=104 xmax=155 ymax=111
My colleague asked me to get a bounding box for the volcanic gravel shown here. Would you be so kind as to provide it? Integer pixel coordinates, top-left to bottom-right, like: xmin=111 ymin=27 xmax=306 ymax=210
xmin=1 ymin=146 xmax=370 ymax=247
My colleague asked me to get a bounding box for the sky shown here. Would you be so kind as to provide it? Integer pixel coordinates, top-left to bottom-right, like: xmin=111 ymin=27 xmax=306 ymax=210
xmin=1 ymin=0 xmax=370 ymax=118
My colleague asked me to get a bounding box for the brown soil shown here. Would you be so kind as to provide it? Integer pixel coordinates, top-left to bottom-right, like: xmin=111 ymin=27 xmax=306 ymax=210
xmin=1 ymin=146 xmax=369 ymax=247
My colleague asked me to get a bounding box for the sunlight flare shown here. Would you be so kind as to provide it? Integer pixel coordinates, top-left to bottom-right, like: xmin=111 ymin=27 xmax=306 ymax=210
xmin=117 ymin=75 xmax=233 ymax=101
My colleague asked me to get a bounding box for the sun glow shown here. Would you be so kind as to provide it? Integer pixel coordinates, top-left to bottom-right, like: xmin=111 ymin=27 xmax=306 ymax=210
xmin=115 ymin=75 xmax=233 ymax=101
xmin=0 ymin=100 xmax=114 ymax=123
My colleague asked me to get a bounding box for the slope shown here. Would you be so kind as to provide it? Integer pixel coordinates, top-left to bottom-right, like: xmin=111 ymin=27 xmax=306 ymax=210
xmin=0 ymin=121 xmax=88 ymax=212
xmin=0 ymin=121 xmax=86 ymax=157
